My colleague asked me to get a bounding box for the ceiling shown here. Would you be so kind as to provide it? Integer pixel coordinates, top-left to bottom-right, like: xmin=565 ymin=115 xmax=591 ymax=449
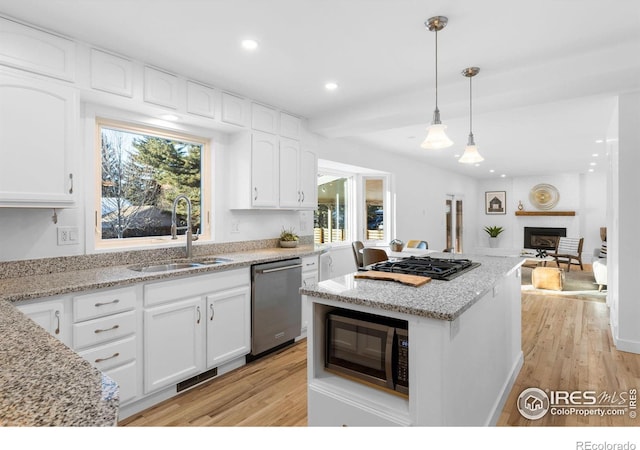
xmin=1 ymin=0 xmax=639 ymax=179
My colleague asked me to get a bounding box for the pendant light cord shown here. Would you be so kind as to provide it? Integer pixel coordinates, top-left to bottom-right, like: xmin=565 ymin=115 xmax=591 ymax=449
xmin=469 ymin=74 xmax=472 ymax=133
xmin=434 ymin=29 xmax=439 ymax=111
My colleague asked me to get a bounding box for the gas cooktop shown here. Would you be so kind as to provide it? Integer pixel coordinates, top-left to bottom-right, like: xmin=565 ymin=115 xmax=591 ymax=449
xmin=368 ymin=256 xmax=481 ymax=281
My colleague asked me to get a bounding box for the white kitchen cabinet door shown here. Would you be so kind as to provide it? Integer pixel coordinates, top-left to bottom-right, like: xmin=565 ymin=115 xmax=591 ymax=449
xmin=143 ymin=296 xmax=205 ymax=394
xmin=251 ymin=131 xmax=279 ymax=207
xmin=90 ymin=49 xmax=133 ymax=97
xmin=206 ymin=286 xmax=251 ymax=369
xmin=299 ymin=147 xmax=318 ymax=209
xmin=186 ymin=80 xmax=216 ymax=119
xmin=278 ymin=137 xmax=301 ymax=208
xmin=221 ymin=92 xmax=248 ymax=127
xmin=143 ymin=66 xmax=179 ymax=109
xmin=279 ymin=112 xmax=301 ymax=140
xmin=301 ymin=256 xmax=319 ymax=335
xmin=279 ymin=139 xmax=318 ymax=209
xmin=251 ymin=103 xmax=278 ymax=134
xmin=0 ymin=70 xmax=76 ymax=207
xmin=17 ymin=300 xmax=68 ymax=346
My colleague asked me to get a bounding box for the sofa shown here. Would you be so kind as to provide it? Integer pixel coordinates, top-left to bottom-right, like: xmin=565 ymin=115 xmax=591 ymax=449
xmin=592 ymin=243 xmax=607 ymax=292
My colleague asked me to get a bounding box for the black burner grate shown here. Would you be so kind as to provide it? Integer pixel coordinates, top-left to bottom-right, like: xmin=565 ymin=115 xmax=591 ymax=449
xmin=369 ymin=256 xmax=480 ymax=281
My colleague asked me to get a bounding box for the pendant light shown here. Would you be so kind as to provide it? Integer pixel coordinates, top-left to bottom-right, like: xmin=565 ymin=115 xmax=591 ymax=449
xmin=458 ymin=67 xmax=484 ymax=163
xmin=421 ymin=16 xmax=453 ymax=150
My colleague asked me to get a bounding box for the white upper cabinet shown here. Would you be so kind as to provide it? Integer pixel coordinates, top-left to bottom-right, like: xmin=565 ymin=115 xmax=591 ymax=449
xmin=0 ymin=69 xmax=76 ymax=207
xmin=0 ymin=17 xmax=76 ymax=81
xmin=186 ymin=80 xmax=216 ymax=119
xmin=279 ymin=112 xmax=301 ymax=140
xmin=279 ymin=138 xmax=318 ymax=210
xmin=90 ymin=49 xmax=133 ymax=97
xmin=251 ymin=103 xmax=278 ymax=134
xmin=221 ymin=92 xmax=248 ymax=127
xmin=143 ymin=66 xmax=179 ymax=109
xmin=251 ymin=132 xmax=279 ymax=207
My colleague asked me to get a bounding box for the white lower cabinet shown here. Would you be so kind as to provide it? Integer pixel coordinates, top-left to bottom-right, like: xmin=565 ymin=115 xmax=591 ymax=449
xmin=16 ymin=296 xmax=70 ymax=346
xmin=206 ymin=286 xmax=251 ymax=369
xmin=308 ymin=385 xmax=411 ymax=427
xmin=71 ymin=286 xmax=140 ymax=406
xmin=143 ymin=296 xmax=205 ymax=394
xmin=143 ymin=268 xmax=251 ymax=394
xmin=300 ymin=255 xmax=319 ymax=335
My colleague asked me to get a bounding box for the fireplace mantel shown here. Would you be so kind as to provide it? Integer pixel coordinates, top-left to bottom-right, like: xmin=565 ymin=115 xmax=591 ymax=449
xmin=515 ymin=211 xmax=575 ymax=216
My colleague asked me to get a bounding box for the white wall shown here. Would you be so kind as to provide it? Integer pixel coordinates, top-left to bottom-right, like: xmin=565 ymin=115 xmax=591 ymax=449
xmin=476 ymin=173 xmax=606 ymax=256
xmin=612 ymin=90 xmax=640 ymax=353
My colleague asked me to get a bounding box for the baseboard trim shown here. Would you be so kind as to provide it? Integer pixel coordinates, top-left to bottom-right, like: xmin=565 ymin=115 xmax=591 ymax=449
xmin=487 ymin=351 xmax=524 ymax=426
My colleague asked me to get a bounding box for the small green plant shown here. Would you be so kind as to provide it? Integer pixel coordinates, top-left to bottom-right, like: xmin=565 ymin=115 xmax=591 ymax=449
xmin=484 ymin=226 xmax=504 ymax=237
xmin=280 ymin=227 xmax=299 ymax=241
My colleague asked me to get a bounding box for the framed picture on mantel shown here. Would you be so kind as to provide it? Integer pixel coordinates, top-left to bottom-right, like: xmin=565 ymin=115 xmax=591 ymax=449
xmin=485 ymin=191 xmax=506 ymax=215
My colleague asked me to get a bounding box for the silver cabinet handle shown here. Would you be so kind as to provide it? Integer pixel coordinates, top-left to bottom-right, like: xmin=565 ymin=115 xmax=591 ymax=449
xmin=305 ymin=261 xmax=316 ymax=267
xmin=94 ymin=324 xmax=119 ymax=334
xmin=54 ymin=310 xmax=60 ymax=335
xmin=209 ymin=304 xmax=214 ymax=321
xmin=298 ymin=191 xmax=301 ymax=202
xmin=301 ymin=191 xmax=305 ymax=202
xmin=254 ymin=187 xmax=258 ymax=201
xmin=196 ymin=306 xmax=201 ymax=324
xmin=95 ymin=352 xmax=120 ymax=363
xmin=95 ymin=299 xmax=120 ymax=307
xmin=68 ymin=173 xmax=73 ymax=194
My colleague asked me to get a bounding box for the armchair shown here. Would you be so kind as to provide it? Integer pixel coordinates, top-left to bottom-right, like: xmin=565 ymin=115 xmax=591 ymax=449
xmin=548 ymin=237 xmax=584 ymax=272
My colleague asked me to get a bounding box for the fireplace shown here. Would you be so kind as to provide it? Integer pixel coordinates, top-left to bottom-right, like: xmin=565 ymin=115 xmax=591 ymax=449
xmin=524 ymin=227 xmax=566 ymax=250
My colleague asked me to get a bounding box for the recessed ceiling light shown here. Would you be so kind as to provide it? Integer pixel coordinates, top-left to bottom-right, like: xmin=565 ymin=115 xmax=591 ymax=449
xmin=325 ymin=82 xmax=338 ymax=91
xmin=454 ymin=154 xmax=460 ymax=158
xmin=592 ymin=153 xmax=599 ymax=157
xmin=590 ymin=162 xmax=597 ymax=166
xmin=595 ymin=139 xmax=604 ymax=144
xmin=588 ymin=168 xmax=595 ymax=172
xmin=241 ymin=39 xmax=259 ymax=51
xmin=474 ymin=163 xmax=480 ymax=167
xmin=489 ymin=169 xmax=495 ymax=173
xmin=500 ymin=174 xmax=506 ymax=178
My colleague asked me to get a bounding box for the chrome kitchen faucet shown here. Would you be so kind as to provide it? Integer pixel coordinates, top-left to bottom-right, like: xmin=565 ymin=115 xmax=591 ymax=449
xmin=171 ymin=194 xmax=199 ymax=258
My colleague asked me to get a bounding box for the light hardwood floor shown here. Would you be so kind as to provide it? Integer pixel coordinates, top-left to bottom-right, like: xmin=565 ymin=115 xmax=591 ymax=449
xmin=121 ymin=280 xmax=640 ymax=427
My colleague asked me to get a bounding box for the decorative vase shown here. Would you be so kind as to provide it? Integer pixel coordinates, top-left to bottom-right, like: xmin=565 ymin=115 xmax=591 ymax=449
xmin=280 ymin=240 xmax=298 ymax=248
xmin=489 ymin=237 xmax=499 ymax=248
xmin=518 ymin=201 xmax=524 ymax=211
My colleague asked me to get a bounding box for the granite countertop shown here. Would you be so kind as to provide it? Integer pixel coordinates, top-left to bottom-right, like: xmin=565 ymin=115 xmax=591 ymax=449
xmin=300 ymin=253 xmax=524 ymax=321
xmin=0 ymin=242 xmax=323 ymax=427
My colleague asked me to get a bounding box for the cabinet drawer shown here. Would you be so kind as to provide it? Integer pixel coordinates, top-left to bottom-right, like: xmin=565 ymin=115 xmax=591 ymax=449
xmin=73 ymin=287 xmax=137 ymax=322
xmin=302 ymin=255 xmax=319 ymax=273
xmin=73 ymin=310 xmax=136 ymax=350
xmin=78 ymin=335 xmax=136 ymax=371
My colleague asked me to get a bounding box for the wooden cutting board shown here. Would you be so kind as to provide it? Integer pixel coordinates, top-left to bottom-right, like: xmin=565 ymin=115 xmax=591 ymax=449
xmin=354 ymin=270 xmax=431 ymax=287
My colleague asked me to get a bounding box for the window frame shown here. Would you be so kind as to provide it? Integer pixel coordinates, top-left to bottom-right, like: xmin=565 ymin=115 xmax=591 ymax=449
xmin=93 ymin=117 xmax=211 ymax=251
xmin=315 ymin=160 xmax=393 ymax=248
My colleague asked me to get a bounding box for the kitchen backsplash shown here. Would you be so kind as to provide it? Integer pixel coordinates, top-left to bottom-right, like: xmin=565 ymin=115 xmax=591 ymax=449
xmin=0 ymin=236 xmax=313 ymax=280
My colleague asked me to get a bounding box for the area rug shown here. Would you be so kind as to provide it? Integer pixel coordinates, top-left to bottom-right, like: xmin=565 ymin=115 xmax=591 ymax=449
xmin=520 ymin=265 xmax=607 ymax=302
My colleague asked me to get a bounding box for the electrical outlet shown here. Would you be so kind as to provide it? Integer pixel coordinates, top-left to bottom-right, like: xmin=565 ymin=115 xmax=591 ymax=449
xmin=57 ymin=226 xmax=79 ymax=245
xmin=231 ymin=222 xmax=240 ymax=233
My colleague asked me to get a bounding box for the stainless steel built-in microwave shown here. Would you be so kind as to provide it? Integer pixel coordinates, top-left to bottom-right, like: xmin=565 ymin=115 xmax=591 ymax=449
xmin=325 ymin=309 xmax=408 ymax=395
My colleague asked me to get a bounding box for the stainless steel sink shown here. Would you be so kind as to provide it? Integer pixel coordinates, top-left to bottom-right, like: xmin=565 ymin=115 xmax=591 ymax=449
xmin=129 ymin=257 xmax=232 ymax=273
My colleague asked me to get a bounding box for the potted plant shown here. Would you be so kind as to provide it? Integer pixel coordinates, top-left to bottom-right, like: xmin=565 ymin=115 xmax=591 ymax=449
xmin=484 ymin=226 xmax=504 ymax=248
xmin=279 ymin=227 xmax=299 ymax=248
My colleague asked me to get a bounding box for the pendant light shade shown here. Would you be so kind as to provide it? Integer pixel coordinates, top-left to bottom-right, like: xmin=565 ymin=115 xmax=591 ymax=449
xmin=459 ymin=67 xmax=484 ymax=164
xmin=421 ymin=16 xmax=453 ymax=150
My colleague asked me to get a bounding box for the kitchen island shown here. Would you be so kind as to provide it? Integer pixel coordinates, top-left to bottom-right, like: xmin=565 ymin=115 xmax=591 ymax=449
xmin=300 ymin=253 xmax=524 ymax=426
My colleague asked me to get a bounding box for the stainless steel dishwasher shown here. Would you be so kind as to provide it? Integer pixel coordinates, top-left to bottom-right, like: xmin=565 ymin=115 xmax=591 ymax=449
xmin=249 ymin=257 xmax=302 ymax=360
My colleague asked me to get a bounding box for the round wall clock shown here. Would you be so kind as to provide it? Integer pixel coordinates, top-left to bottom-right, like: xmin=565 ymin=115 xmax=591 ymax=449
xmin=529 ymin=183 xmax=559 ymax=210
